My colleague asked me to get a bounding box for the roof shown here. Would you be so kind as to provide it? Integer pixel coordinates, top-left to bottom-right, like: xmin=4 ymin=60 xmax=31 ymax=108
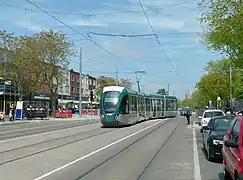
xmin=103 ymin=86 xmax=125 ymax=93
xmin=204 ymin=109 xmax=224 ymax=112
xmin=102 ymin=86 xmax=177 ymax=99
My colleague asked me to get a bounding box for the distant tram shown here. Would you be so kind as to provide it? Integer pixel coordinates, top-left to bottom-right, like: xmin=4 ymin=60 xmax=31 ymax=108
xmin=99 ymin=86 xmax=177 ymax=127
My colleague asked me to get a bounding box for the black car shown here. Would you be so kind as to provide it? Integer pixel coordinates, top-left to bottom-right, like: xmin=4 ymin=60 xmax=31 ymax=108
xmin=201 ymin=115 xmax=235 ymax=161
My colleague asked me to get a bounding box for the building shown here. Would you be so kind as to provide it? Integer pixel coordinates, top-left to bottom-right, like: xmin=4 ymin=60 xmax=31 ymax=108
xmin=58 ymin=68 xmax=70 ymax=99
xmin=0 ymin=79 xmax=19 ymax=113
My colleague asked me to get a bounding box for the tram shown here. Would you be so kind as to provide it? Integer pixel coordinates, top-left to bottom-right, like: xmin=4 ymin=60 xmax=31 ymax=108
xmin=100 ymin=86 xmax=177 ymax=127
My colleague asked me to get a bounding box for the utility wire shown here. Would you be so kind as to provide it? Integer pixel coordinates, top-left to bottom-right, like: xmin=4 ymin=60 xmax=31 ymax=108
xmin=1 ymin=0 xmax=195 ymax=16
xmin=88 ymin=32 xmax=158 ymax=38
xmin=138 ymin=0 xmax=179 ymax=75
xmin=25 ymin=0 xmax=121 ymax=60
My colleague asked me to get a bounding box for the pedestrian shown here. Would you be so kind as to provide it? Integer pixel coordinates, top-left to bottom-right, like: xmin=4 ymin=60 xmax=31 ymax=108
xmin=9 ymin=109 xmax=13 ymax=121
xmin=185 ymin=108 xmax=191 ymax=125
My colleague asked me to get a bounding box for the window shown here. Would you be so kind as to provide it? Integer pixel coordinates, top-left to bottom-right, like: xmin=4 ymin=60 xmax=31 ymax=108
xmin=157 ymin=99 xmax=161 ymax=111
xmin=76 ymin=75 xmax=79 ymax=82
xmin=120 ymin=95 xmax=129 ymax=114
xmin=102 ymin=91 xmax=120 ymax=113
xmin=204 ymin=111 xmax=224 ymax=118
xmin=207 ymin=119 xmax=213 ymax=128
xmin=77 ymin=88 xmax=79 ymax=93
xmin=71 ymin=87 xmax=74 ymax=93
xmin=231 ymin=120 xmax=240 ymax=142
xmin=71 ymin=74 xmax=75 ymax=81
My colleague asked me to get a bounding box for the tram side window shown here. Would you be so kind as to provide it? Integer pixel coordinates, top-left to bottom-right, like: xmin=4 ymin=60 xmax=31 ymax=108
xmin=120 ymin=95 xmax=129 ymax=114
xmin=157 ymin=99 xmax=161 ymax=111
xmin=134 ymin=96 xmax=137 ymax=110
xmin=145 ymin=98 xmax=150 ymax=112
xmin=166 ymin=100 xmax=171 ymax=111
xmin=162 ymin=99 xmax=164 ymax=110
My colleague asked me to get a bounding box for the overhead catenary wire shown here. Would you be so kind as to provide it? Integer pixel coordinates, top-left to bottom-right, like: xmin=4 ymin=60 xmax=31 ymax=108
xmin=88 ymin=32 xmax=158 ymax=38
xmin=138 ymin=0 xmax=179 ymax=76
xmin=25 ymin=0 xmax=121 ymax=60
xmin=1 ymin=0 xmax=195 ymax=16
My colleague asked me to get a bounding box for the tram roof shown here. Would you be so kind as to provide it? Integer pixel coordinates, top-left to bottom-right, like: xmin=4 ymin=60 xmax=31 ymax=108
xmin=102 ymin=86 xmax=177 ymax=99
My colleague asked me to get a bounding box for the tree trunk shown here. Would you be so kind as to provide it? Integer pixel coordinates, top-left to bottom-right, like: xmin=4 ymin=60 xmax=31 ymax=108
xmin=50 ymin=92 xmax=56 ymax=117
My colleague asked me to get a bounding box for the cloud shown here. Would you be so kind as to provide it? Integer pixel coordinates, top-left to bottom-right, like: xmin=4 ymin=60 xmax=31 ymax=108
xmin=15 ymin=21 xmax=44 ymax=32
xmin=72 ymin=18 xmax=108 ymax=27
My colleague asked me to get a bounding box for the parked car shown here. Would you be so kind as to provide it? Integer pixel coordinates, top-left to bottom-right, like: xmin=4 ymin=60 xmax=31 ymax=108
xmin=199 ymin=109 xmax=225 ymax=127
xmin=201 ymin=115 xmax=235 ymax=161
xmin=222 ymin=115 xmax=243 ymax=180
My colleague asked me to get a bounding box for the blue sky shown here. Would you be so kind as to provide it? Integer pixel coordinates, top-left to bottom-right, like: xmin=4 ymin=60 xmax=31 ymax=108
xmin=0 ymin=0 xmax=222 ymax=99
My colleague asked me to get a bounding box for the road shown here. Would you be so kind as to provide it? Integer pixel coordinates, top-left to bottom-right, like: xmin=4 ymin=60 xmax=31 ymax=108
xmin=0 ymin=115 xmax=224 ymax=180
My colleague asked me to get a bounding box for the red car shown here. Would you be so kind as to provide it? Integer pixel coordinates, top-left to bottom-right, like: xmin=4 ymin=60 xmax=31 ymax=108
xmin=222 ymin=116 xmax=243 ymax=180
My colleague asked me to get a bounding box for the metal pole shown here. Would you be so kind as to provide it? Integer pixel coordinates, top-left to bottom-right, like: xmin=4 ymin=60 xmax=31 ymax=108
xmin=61 ymin=85 xmax=63 ymax=108
xmin=79 ymin=47 xmax=82 ymax=117
xmin=167 ymin=83 xmax=170 ymax=95
xmin=230 ymin=61 xmax=233 ymax=108
xmin=116 ymin=66 xmax=118 ymax=86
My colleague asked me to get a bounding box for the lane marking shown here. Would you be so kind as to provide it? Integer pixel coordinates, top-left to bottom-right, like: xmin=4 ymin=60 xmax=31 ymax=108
xmin=0 ymin=123 xmax=101 ymax=144
xmin=193 ymin=121 xmax=202 ymax=180
xmin=33 ymin=119 xmax=168 ymax=180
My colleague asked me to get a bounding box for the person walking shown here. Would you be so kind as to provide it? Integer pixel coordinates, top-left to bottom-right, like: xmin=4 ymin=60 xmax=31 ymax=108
xmin=185 ymin=108 xmax=191 ymax=125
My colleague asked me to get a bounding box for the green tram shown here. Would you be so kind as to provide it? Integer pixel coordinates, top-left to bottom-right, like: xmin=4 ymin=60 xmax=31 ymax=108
xmin=100 ymin=86 xmax=177 ymax=127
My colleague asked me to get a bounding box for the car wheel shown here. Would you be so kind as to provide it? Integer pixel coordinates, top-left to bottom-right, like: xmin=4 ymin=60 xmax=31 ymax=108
xmin=224 ymin=167 xmax=231 ymax=180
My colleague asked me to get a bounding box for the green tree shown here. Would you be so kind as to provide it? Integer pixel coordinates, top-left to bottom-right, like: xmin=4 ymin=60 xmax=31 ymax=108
xmin=119 ymin=78 xmax=132 ymax=88
xmin=194 ymin=58 xmax=243 ymax=106
xmin=10 ymin=36 xmax=42 ymax=100
xmin=0 ymin=30 xmax=18 ymax=78
xmin=156 ymin=88 xmax=168 ymax=95
xmin=34 ymin=29 xmax=75 ymax=110
xmin=198 ymin=0 xmax=243 ymax=67
xmin=96 ymin=76 xmax=116 ymax=95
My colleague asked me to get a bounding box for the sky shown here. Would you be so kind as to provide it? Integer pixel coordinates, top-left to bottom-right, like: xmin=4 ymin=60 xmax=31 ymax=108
xmin=0 ymin=0 xmax=223 ymax=99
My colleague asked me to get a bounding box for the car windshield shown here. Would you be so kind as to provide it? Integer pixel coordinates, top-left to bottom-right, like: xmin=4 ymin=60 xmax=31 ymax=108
xmin=102 ymin=91 xmax=120 ymax=114
xmin=204 ymin=111 xmax=224 ymax=118
xmin=213 ymin=117 xmax=234 ymax=131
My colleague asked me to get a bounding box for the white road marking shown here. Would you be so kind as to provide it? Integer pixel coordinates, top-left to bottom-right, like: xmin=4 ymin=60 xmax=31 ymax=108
xmin=193 ymin=121 xmax=202 ymax=180
xmin=0 ymin=123 xmax=100 ymax=144
xmin=33 ymin=119 xmax=168 ymax=180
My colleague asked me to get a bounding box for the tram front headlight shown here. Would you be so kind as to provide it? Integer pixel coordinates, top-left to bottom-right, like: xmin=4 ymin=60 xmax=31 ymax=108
xmin=101 ymin=114 xmax=104 ymax=118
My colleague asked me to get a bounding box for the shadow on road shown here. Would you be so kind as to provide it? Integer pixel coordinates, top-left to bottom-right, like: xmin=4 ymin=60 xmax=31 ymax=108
xmin=200 ymin=147 xmax=223 ymax=164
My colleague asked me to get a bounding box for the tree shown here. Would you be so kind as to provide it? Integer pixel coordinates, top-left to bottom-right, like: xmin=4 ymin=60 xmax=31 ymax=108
xmin=193 ymin=58 xmax=243 ymax=107
xmin=10 ymin=36 xmax=42 ymax=100
xmin=34 ymin=29 xmax=75 ymax=110
xmin=119 ymin=78 xmax=132 ymax=88
xmin=198 ymin=0 xmax=243 ymax=67
xmin=0 ymin=30 xmax=18 ymax=78
xmin=156 ymin=88 xmax=168 ymax=95
xmin=96 ymin=76 xmax=116 ymax=95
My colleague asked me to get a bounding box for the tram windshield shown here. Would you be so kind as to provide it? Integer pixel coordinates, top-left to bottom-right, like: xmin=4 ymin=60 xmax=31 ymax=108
xmin=102 ymin=91 xmax=120 ymax=113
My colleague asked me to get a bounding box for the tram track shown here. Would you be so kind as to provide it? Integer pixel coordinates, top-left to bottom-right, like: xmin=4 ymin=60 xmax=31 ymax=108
xmin=75 ymin=119 xmax=176 ymax=180
xmin=0 ymin=121 xmax=100 ymax=141
xmin=0 ymin=127 xmax=119 ymax=166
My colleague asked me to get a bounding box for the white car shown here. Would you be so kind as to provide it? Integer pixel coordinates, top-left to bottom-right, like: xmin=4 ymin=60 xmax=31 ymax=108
xmin=199 ymin=109 xmax=226 ymax=127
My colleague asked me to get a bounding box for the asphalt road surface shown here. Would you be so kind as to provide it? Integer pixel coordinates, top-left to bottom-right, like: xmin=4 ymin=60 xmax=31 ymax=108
xmin=0 ymin=115 xmax=225 ymax=180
